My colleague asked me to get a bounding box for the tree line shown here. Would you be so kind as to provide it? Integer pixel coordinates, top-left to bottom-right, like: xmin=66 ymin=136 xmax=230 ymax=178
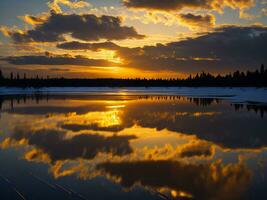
xmin=0 ymin=64 xmax=266 ymax=87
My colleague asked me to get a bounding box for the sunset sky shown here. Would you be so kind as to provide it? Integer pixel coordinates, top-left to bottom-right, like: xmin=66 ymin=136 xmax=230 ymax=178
xmin=0 ymin=0 xmax=267 ymax=78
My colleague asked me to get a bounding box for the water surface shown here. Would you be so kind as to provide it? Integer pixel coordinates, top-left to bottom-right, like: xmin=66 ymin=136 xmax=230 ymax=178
xmin=0 ymin=93 xmax=267 ymax=200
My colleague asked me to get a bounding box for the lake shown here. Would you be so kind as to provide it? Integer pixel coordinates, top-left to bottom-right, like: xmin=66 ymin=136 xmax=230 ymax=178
xmin=0 ymin=88 xmax=267 ymax=200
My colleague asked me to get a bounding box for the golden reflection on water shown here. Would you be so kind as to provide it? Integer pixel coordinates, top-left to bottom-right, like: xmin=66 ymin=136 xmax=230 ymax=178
xmin=0 ymin=95 xmax=267 ymax=199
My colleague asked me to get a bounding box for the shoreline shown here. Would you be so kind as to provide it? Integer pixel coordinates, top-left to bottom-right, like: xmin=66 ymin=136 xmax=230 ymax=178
xmin=1 ymin=87 xmax=267 ymax=104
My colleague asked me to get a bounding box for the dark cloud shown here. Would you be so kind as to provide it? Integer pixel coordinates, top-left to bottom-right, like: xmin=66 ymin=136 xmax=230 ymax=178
xmin=123 ymin=0 xmax=254 ymax=12
xmin=118 ymin=26 xmax=267 ymax=73
xmin=9 ymin=12 xmax=144 ymax=43
xmin=7 ymin=25 xmax=265 ymax=75
xmin=61 ymin=123 xmax=124 ymax=132
xmin=49 ymin=68 xmax=71 ymax=71
xmin=2 ymin=54 xmax=117 ymax=66
xmin=57 ymin=41 xmax=122 ymax=51
xmin=56 ymin=26 xmax=267 ymax=74
xmin=98 ymin=160 xmax=251 ymax=200
xmin=180 ymin=142 xmax=213 ymax=157
xmin=178 ymin=13 xmax=215 ymax=29
xmin=10 ymin=29 xmax=64 ymax=43
xmin=57 ymin=41 xmax=140 ymax=58
xmin=11 ymin=128 xmax=136 ymax=162
xmin=123 ymin=0 xmax=214 ymax=11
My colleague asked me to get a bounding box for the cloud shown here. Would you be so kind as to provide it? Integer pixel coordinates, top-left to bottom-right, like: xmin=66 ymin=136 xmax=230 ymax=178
xmin=56 ymin=41 xmax=140 ymax=58
xmin=9 ymin=23 xmax=267 ymax=75
xmin=123 ymin=0 xmax=214 ymax=11
xmin=48 ymin=0 xmax=91 ymax=14
xmin=3 ymin=104 xmax=106 ymax=115
xmin=2 ymin=53 xmax=118 ymax=66
xmin=3 ymin=103 xmax=106 ymax=115
xmin=57 ymin=41 xmax=122 ymax=51
xmin=118 ymin=25 xmax=267 ymax=73
xmin=61 ymin=123 xmax=124 ymax=132
xmin=177 ymin=13 xmax=215 ymax=30
xmin=0 ymin=26 xmax=12 ymax=37
xmin=179 ymin=141 xmax=213 ymax=157
xmin=123 ymin=0 xmax=255 ymax=13
xmin=56 ymin=26 xmax=267 ymax=73
xmin=262 ymin=8 xmax=267 ymax=16
xmin=5 ymin=12 xmax=144 ymax=43
xmin=98 ymin=160 xmax=251 ymax=200
xmin=19 ymin=14 xmax=48 ymax=25
xmin=49 ymin=67 xmax=71 ymax=71
xmin=10 ymin=128 xmax=136 ymax=162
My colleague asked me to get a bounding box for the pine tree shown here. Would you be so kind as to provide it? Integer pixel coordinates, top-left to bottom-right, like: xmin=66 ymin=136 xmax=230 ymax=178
xmin=260 ymin=64 xmax=265 ymax=74
xmin=0 ymin=69 xmax=3 ymax=79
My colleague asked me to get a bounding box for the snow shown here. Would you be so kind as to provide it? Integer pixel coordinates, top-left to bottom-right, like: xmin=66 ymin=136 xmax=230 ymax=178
xmin=0 ymin=87 xmax=266 ymax=104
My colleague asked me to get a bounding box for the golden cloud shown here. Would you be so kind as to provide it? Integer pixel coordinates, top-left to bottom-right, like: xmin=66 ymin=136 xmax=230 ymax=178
xmin=47 ymin=0 xmax=91 ymax=14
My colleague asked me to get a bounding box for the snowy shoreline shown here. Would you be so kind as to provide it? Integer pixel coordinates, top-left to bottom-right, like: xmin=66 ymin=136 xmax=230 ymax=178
xmin=0 ymin=87 xmax=266 ymax=104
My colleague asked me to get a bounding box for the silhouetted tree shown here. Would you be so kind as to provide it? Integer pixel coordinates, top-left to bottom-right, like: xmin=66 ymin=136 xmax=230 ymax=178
xmin=0 ymin=69 xmax=3 ymax=79
xmin=0 ymin=64 xmax=266 ymax=87
xmin=233 ymin=70 xmax=240 ymax=79
xmin=260 ymin=64 xmax=265 ymax=74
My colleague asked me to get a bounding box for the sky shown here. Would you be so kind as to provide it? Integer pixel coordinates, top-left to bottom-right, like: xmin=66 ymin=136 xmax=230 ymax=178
xmin=0 ymin=0 xmax=267 ymax=78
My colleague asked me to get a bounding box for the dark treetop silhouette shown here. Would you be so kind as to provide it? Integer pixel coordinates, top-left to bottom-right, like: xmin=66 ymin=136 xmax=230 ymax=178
xmin=0 ymin=64 xmax=266 ymax=87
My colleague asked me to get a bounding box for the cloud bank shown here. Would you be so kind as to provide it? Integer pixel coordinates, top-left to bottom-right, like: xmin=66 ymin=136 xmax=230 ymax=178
xmin=123 ymin=0 xmax=255 ymax=13
xmin=2 ymin=53 xmax=118 ymax=67
xmin=6 ymin=12 xmax=144 ymax=43
xmin=56 ymin=25 xmax=267 ymax=73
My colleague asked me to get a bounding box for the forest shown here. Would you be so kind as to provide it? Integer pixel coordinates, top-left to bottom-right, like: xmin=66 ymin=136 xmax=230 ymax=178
xmin=0 ymin=64 xmax=266 ymax=87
